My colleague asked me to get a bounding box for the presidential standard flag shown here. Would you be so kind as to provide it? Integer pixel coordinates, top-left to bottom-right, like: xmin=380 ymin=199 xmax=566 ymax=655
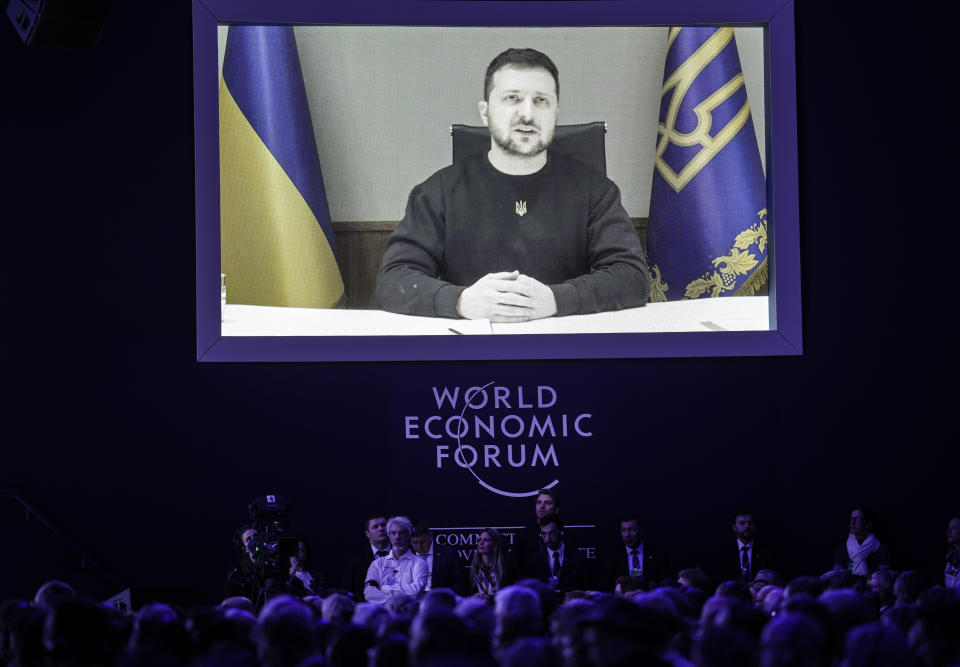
xmin=646 ymin=27 xmax=767 ymax=301
xmin=219 ymin=26 xmax=344 ymax=308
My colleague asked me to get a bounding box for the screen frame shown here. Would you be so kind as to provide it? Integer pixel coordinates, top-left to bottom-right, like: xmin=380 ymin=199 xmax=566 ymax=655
xmin=194 ymin=0 xmax=800 ymax=361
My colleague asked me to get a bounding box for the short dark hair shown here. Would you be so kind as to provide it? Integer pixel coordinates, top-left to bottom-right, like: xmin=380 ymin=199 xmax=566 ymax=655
xmin=536 ymin=487 xmax=560 ymax=508
xmin=619 ymin=514 xmax=644 ymax=527
xmin=538 ymin=513 xmax=563 ymax=530
xmin=232 ymin=524 xmax=255 ymax=552
xmin=365 ymin=514 xmax=387 ymax=530
xmin=733 ymin=509 xmax=754 ymax=521
xmin=615 ymin=576 xmax=645 ymax=594
xmin=678 ymin=567 xmax=711 ymax=592
xmin=412 ymin=520 xmax=431 ymax=537
xmin=484 ymin=48 xmax=559 ymax=101
xmin=851 ymin=505 xmax=875 ymax=525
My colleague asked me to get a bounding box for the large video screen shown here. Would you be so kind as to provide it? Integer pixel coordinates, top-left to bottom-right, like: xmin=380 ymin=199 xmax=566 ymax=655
xmin=194 ymin=0 xmax=800 ymax=361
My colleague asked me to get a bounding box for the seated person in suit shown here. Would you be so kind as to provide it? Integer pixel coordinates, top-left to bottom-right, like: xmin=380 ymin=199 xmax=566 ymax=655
xmin=468 ymin=527 xmax=514 ymax=602
xmin=523 ymin=513 xmax=586 ymax=593
xmin=374 ymin=48 xmax=649 ymax=321
xmin=512 ymin=487 xmax=561 ymax=576
xmin=341 ymin=513 xmax=390 ymax=601
xmin=411 ymin=520 xmax=467 ymax=596
xmin=722 ymin=508 xmax=777 ymax=584
xmin=833 ymin=506 xmax=891 ymax=575
xmin=601 ymin=514 xmax=669 ymax=591
xmin=364 ymin=515 xmax=429 ymax=605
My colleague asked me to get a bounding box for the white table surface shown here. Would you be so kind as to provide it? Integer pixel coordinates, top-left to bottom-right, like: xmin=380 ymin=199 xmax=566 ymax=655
xmin=221 ymin=296 xmax=769 ymax=336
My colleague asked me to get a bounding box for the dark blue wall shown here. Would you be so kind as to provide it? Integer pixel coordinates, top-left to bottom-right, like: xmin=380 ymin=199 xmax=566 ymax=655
xmin=2 ymin=1 xmax=954 ymax=605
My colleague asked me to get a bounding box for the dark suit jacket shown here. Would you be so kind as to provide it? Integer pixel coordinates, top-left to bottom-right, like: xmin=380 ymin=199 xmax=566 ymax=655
xmin=225 ymin=558 xmax=258 ymax=600
xmin=508 ymin=521 xmax=544 ymax=575
xmin=512 ymin=522 xmax=580 ymax=577
xmin=601 ymin=541 xmax=670 ymax=590
xmin=341 ymin=545 xmax=380 ymax=601
xmin=719 ymin=540 xmax=777 ymax=584
xmin=429 ymin=546 xmax=468 ymax=596
xmin=524 ymin=543 xmax=588 ymax=592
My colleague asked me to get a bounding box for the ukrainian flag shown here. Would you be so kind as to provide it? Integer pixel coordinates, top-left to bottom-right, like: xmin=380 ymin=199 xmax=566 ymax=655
xmin=219 ymin=26 xmax=344 ymax=308
xmin=646 ymin=27 xmax=767 ymax=301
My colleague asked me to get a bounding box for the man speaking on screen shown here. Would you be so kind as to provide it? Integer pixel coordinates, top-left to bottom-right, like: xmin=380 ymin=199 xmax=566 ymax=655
xmin=374 ymin=48 xmax=650 ymax=322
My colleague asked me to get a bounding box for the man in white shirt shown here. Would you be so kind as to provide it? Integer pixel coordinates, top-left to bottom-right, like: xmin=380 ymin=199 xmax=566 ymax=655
xmin=364 ymin=516 xmax=429 ymax=604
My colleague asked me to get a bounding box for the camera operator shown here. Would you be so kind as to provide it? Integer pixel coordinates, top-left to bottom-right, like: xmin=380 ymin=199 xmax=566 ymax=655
xmin=225 ymin=525 xmax=259 ymax=600
xmin=232 ymin=495 xmax=306 ymax=608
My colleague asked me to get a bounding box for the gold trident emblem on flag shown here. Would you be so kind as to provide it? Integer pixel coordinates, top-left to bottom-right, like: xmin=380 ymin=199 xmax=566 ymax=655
xmin=655 ymin=27 xmax=752 ymax=193
xmin=515 ymin=200 xmax=527 ymax=216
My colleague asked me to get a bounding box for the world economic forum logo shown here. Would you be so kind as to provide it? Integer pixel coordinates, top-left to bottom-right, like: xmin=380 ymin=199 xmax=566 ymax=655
xmin=403 ymin=381 xmax=593 ymax=498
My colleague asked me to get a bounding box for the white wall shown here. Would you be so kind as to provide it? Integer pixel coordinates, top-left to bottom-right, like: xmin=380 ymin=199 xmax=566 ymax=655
xmin=218 ymin=25 xmax=766 ymax=221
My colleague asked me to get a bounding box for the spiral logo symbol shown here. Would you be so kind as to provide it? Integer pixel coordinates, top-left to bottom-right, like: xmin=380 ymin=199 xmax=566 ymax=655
xmin=452 ymin=381 xmax=560 ymax=498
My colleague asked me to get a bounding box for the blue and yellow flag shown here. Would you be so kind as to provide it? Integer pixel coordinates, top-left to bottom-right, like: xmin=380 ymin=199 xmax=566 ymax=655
xmin=219 ymin=26 xmax=344 ymax=308
xmin=646 ymin=27 xmax=767 ymax=301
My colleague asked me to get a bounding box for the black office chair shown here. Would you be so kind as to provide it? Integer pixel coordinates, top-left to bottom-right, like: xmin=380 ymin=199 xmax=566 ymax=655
xmin=450 ymin=121 xmax=608 ymax=175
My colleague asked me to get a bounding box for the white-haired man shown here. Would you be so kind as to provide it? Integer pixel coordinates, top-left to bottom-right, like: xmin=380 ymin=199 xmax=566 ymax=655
xmin=364 ymin=515 xmax=429 ymax=604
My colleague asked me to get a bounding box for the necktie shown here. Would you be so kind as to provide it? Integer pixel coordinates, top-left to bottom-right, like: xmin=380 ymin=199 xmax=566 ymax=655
xmin=741 ymin=546 xmax=750 ymax=582
xmin=376 ymin=549 xmax=388 ymax=557
xmin=552 ymin=551 xmax=561 ymax=577
xmin=631 ymin=548 xmax=641 ymax=571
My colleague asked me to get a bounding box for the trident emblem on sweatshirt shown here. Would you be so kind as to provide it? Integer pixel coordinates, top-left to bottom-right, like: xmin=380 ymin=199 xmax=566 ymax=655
xmin=515 ymin=200 xmax=527 ymax=216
